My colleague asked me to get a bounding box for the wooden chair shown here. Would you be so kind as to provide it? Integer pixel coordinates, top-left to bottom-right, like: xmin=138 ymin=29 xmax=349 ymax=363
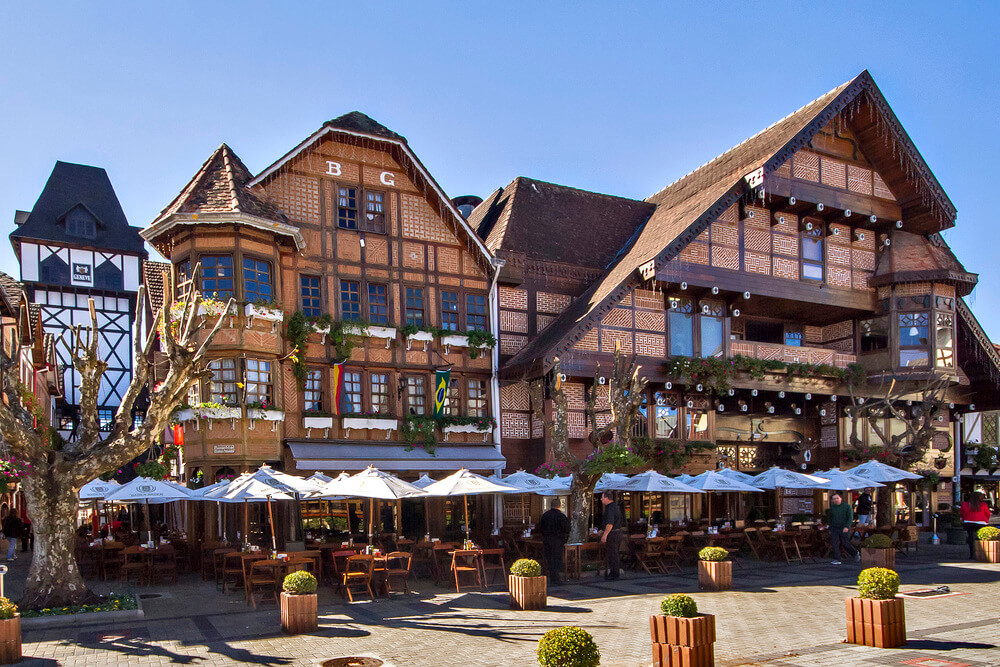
xmin=120 ymin=546 xmax=148 ymax=586
xmin=342 ymin=555 xmax=375 ymax=601
xmin=432 ymin=543 xmax=456 ymax=585
xmin=102 ymin=543 xmax=125 ymax=581
xmin=222 ymin=552 xmax=247 ymax=594
xmin=478 ymin=548 xmax=506 ymax=587
xmin=383 ymin=551 xmax=412 ymax=595
xmin=659 ymin=536 xmax=683 ymax=573
xmin=635 ymin=537 xmax=665 ymax=574
xmin=150 ymin=545 xmax=178 ymax=584
xmin=330 ymin=550 xmax=356 ymax=594
xmin=895 ymin=525 xmax=919 ymax=555
xmin=213 ymin=548 xmax=237 ymax=589
xmin=450 ymin=549 xmax=483 ymax=593
xmin=246 ymin=559 xmax=281 ymax=608
xmin=200 ymin=541 xmax=225 ymax=581
xmin=395 ymin=538 xmax=415 ymax=552
xmin=743 ymin=528 xmax=764 ymax=560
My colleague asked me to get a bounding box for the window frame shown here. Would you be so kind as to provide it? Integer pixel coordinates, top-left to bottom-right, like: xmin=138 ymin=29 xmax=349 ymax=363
xmin=244 ymin=358 xmax=274 ymax=407
xmin=800 ymin=226 xmax=825 ymax=283
xmin=404 ymin=374 xmax=428 ymax=416
xmin=242 ymin=256 xmax=273 ymax=305
xmin=439 ymin=289 xmax=489 ymax=332
xmin=337 ymin=185 xmax=358 ymax=230
xmin=300 ymin=274 xmax=322 ymax=318
xmin=340 ymin=279 xmax=362 ymax=322
xmin=200 ymin=254 xmax=235 ymax=300
xmin=303 ymin=368 xmax=324 ymax=413
xmin=405 ymin=286 xmax=425 ymax=327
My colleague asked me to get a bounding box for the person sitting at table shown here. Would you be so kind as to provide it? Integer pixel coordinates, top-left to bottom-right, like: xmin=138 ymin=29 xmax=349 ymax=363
xmin=600 ymin=492 xmax=624 ymax=580
xmin=539 ymin=499 xmax=570 ymax=584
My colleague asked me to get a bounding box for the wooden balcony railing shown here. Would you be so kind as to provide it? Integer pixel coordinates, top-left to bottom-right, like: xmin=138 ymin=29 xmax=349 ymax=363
xmin=729 ymin=341 xmax=856 ymax=369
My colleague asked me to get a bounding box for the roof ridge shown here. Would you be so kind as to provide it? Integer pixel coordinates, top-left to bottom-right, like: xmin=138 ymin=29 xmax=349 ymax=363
xmin=219 ymin=145 xmax=243 ymax=213
xmin=515 ymin=176 xmax=650 ymax=205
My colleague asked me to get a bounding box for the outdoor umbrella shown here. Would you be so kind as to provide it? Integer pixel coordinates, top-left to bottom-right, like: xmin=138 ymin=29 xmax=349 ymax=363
xmin=674 ymin=474 xmax=696 ymax=484
xmin=534 ymin=475 xmax=572 ymax=496
xmin=814 ymin=469 xmax=886 ymax=492
xmin=319 ymin=466 xmax=426 ymax=542
xmin=423 ymin=469 xmax=518 ymax=543
xmin=104 ymin=477 xmax=192 ymax=544
xmin=750 ymin=467 xmax=829 ymax=490
xmin=411 ymin=474 xmax=438 ymax=490
xmin=411 ymin=474 xmax=438 ymax=537
xmin=715 ymin=467 xmax=756 ymax=483
xmin=495 ymin=470 xmax=561 ymax=529
xmin=79 ymin=478 xmax=120 ymax=535
xmin=223 ymin=465 xmax=325 ymax=544
xmin=192 ymin=480 xmax=231 ymax=540
xmin=308 ymin=472 xmax=334 ymax=484
xmin=613 ymin=470 xmax=704 ymax=526
xmin=844 ymin=460 xmax=921 ymax=483
xmin=688 ymin=471 xmax=763 ymax=524
xmin=207 ymin=479 xmax=294 ymax=551
xmin=594 ymin=472 xmax=630 ymax=492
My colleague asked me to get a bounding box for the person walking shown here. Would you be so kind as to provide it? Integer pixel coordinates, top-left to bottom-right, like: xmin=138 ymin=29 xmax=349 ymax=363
xmin=600 ymin=491 xmax=624 ymax=580
xmin=856 ymin=489 xmax=874 ymax=526
xmin=959 ymin=491 xmax=992 ymax=560
xmin=1 ymin=509 xmax=21 ymax=561
xmin=827 ymin=493 xmax=859 ymax=565
xmin=19 ymin=508 xmax=32 ymax=553
xmin=539 ymin=499 xmax=570 ymax=583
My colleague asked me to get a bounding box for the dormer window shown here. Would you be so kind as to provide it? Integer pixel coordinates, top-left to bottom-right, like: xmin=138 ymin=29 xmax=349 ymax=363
xmin=63 ymin=205 xmax=97 ymax=239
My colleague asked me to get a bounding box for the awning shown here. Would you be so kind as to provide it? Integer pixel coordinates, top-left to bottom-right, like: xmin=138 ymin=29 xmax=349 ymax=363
xmin=287 ymin=441 xmax=506 ymax=473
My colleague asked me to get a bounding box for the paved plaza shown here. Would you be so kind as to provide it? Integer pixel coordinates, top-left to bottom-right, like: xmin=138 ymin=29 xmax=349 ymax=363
xmin=7 ymin=540 xmax=999 ymax=666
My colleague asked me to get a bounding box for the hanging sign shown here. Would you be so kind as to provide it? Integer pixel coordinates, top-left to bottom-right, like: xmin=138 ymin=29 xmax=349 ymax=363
xmin=331 ymin=362 xmax=347 ymax=416
xmin=434 ymin=369 xmax=450 ymax=418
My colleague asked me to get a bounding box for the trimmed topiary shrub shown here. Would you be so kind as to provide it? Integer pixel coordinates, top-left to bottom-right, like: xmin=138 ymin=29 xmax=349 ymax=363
xmin=0 ymin=597 xmax=16 ymax=620
xmin=698 ymin=546 xmax=729 ymax=561
xmin=659 ymin=593 xmax=698 ymax=617
xmin=282 ymin=570 xmax=318 ymax=595
xmin=860 ymin=534 xmax=893 ymax=549
xmin=857 ymin=567 xmax=900 ymax=600
xmin=536 ymin=626 xmax=600 ymax=667
xmin=511 ymin=558 xmax=543 ymax=577
xmin=977 ymin=526 xmax=1000 ymax=541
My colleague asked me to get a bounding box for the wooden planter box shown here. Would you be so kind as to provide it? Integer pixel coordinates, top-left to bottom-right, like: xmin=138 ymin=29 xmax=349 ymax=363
xmin=975 ymin=540 xmax=1000 ymax=563
xmin=0 ymin=614 xmax=21 ymax=664
xmin=698 ymin=560 xmax=732 ymax=591
xmin=649 ymin=614 xmax=715 ymax=667
xmin=280 ymin=592 xmax=318 ymax=634
xmin=845 ymin=597 xmax=905 ymax=648
xmin=509 ymin=575 xmax=546 ymax=610
xmin=860 ymin=548 xmax=895 ymax=570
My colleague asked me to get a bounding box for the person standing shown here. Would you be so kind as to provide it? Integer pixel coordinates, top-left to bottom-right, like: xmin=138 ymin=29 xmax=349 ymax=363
xmin=600 ymin=491 xmax=624 ymax=580
xmin=19 ymin=508 xmax=32 ymax=553
xmin=1 ymin=509 xmax=21 ymax=561
xmin=827 ymin=493 xmax=859 ymax=565
xmin=959 ymin=492 xmax=992 ymax=560
xmin=856 ymin=489 xmax=874 ymax=526
xmin=539 ymin=499 xmax=570 ymax=583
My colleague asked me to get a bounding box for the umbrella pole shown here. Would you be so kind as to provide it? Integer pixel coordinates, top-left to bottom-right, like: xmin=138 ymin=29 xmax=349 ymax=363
xmin=267 ymin=497 xmax=277 ymax=552
xmin=464 ymin=494 xmax=470 ymax=544
xmin=395 ymin=499 xmax=401 ymax=536
xmin=244 ymin=499 xmax=249 ymax=545
xmin=144 ymin=500 xmax=152 ymax=545
xmin=423 ymin=498 xmax=430 ymax=539
xmin=369 ymin=497 xmax=374 ymax=544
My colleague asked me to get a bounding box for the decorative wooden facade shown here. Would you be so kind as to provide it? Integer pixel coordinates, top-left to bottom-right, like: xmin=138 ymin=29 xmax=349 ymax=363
xmin=472 ymin=70 xmax=1000 ymax=501
xmin=142 ymin=113 xmax=502 ymax=484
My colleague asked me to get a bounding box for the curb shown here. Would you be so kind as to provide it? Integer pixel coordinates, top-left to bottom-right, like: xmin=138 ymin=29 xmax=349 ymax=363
xmin=21 ymin=594 xmax=144 ymax=629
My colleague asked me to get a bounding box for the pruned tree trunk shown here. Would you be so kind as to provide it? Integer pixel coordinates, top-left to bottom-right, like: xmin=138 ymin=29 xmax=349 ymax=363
xmin=567 ymin=473 xmax=599 ymax=544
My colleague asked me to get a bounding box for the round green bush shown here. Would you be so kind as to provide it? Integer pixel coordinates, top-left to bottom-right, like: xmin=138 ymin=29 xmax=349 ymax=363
xmin=698 ymin=546 xmax=729 ymax=562
xmin=511 ymin=558 xmax=542 ymax=577
xmin=659 ymin=593 xmax=698 ymax=617
xmin=536 ymin=626 xmax=600 ymax=667
xmin=977 ymin=526 xmax=1000 ymax=541
xmin=857 ymin=567 xmax=900 ymax=600
xmin=0 ymin=597 xmax=17 ymax=620
xmin=282 ymin=570 xmax=318 ymax=595
xmin=860 ymin=534 xmax=893 ymax=549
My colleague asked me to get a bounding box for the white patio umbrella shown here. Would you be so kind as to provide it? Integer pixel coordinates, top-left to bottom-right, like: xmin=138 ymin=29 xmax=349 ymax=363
xmin=308 ymin=472 xmax=334 ymax=484
xmin=674 ymin=474 xmax=696 ymax=484
xmin=594 ymin=472 xmax=630 ymax=492
xmin=79 ymin=478 xmax=121 ymax=535
xmin=613 ymin=470 xmax=704 ymax=525
xmin=534 ymin=475 xmax=572 ymax=496
xmin=105 ymin=477 xmax=193 ymax=544
xmin=209 ymin=479 xmax=294 ymax=550
xmin=814 ymin=469 xmax=887 ymax=492
xmin=844 ymin=460 xmax=922 ymax=483
xmin=688 ymin=471 xmax=763 ymax=524
xmin=192 ymin=479 xmax=231 ymax=541
xmin=424 ymin=469 xmax=518 ymax=542
xmin=411 ymin=474 xmax=438 ymax=489
xmin=715 ymin=467 xmax=756 ymax=483
xmin=320 ymin=466 xmax=426 ymax=541
xmin=750 ymin=467 xmax=829 ymax=490
xmin=226 ymin=464 xmax=325 ymax=496
xmin=409 ymin=475 xmax=439 ymax=536
xmin=494 ymin=470 xmax=562 ymax=529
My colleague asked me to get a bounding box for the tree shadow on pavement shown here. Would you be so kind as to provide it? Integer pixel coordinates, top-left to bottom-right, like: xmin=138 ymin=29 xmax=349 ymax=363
xmin=903 ymin=639 xmax=997 ymax=651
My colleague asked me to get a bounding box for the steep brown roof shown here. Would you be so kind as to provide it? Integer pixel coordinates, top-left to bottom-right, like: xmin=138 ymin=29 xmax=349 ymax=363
xmin=472 ymin=177 xmax=654 ymax=270
xmin=870 ymin=231 xmax=977 ymax=295
xmin=152 ymin=144 xmax=288 ymax=225
xmin=0 ymin=271 xmax=22 ymax=314
xmin=143 ymin=261 xmax=171 ymax=314
xmin=503 ymin=70 xmax=957 ymax=379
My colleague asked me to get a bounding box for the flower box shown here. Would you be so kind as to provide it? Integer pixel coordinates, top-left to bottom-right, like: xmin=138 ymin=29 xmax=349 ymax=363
xmin=198 ymin=302 xmax=233 ymax=318
xmin=342 ymin=323 xmax=370 ymax=337
xmin=302 ymin=416 xmax=334 ymax=430
xmin=509 ymin=574 xmax=546 ymax=610
xmin=405 ymin=330 xmax=435 ymax=350
xmin=248 ymin=409 xmax=284 ymax=421
xmin=342 ymin=416 xmax=398 ymax=437
xmin=280 ymin=591 xmax=317 ymax=634
xmin=441 ymin=334 xmax=470 ymax=348
xmin=244 ymin=303 xmax=284 ymax=323
xmin=173 ymin=409 xmax=195 ymax=423
xmin=975 ymin=540 xmax=1000 ymax=563
xmin=845 ymin=597 xmax=905 ymax=648
xmin=442 ymin=423 xmax=493 ymax=435
xmin=649 ymin=613 xmax=715 ymax=667
xmin=0 ymin=614 xmax=20 ymax=664
xmin=861 ymin=548 xmax=895 ymax=570
xmin=698 ymin=560 xmax=732 ymax=591
xmin=195 ymin=406 xmax=241 ymax=420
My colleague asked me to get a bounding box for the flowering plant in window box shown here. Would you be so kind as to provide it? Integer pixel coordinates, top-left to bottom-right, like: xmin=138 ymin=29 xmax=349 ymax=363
xmin=0 ymin=456 xmax=31 ymax=494
xmin=192 ymin=402 xmax=241 ymax=421
xmin=399 ymin=324 xmax=438 ymax=349
xmin=437 ymin=415 xmax=497 ymax=437
xmin=171 ymin=404 xmax=196 ymax=423
xmin=341 ymin=412 xmax=398 ymax=436
xmin=244 ymin=300 xmax=284 ymax=323
xmin=246 ymin=400 xmax=283 ymax=422
xmin=440 ymin=330 xmax=496 ymax=358
xmin=302 ymin=410 xmax=334 ymax=430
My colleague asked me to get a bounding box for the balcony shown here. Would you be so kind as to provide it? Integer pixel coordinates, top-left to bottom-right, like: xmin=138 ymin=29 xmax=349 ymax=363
xmin=729 ymin=341 xmax=856 ymax=368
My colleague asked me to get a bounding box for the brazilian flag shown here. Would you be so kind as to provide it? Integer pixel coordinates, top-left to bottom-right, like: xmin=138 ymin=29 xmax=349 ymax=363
xmin=434 ymin=369 xmax=450 ymax=418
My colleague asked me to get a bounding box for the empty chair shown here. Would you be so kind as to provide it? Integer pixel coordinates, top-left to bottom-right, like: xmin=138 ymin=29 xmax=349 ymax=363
xmin=635 ymin=537 xmax=665 ymax=574
xmin=150 ymin=545 xmax=178 ymax=584
xmin=120 ymin=546 xmax=148 ymax=586
xmin=479 ymin=548 xmax=507 ymax=587
xmin=213 ymin=548 xmax=237 ymax=589
xmin=342 ymin=554 xmax=375 ymax=602
xmin=383 ymin=551 xmax=412 ymax=595
xmin=246 ymin=559 xmax=281 ymax=608
xmin=450 ymin=549 xmax=483 ymax=593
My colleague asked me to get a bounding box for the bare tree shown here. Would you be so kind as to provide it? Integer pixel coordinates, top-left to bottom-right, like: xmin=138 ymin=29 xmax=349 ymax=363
xmin=529 ymin=348 xmax=646 ymax=542
xmin=0 ymin=275 xmax=228 ymax=609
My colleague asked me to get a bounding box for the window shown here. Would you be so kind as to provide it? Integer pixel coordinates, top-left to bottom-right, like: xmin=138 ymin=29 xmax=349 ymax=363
xmin=245 ymin=359 xmax=273 ymax=406
xmin=368 ymin=284 xmax=388 ymax=324
xmin=340 ymin=280 xmax=361 ymax=321
xmin=405 ymin=287 xmax=424 ymax=326
xmin=860 ymin=317 xmax=889 ymax=352
xmin=466 ymin=294 xmax=487 ymax=331
xmin=784 ymin=324 xmax=803 ymax=347
xmin=337 ymin=186 xmax=358 ymax=229
xmin=406 ymin=376 xmax=426 ymax=415
xmin=365 ymin=191 xmax=386 ymax=234
xmin=65 ymin=207 xmax=97 ymax=239
xmin=745 ymin=320 xmax=783 ymax=344
xmin=370 ymin=373 xmax=390 ymax=414
xmin=176 ymin=260 xmax=192 ymax=284
xmin=441 ymin=291 xmax=459 ymax=331
xmin=303 ymin=369 xmax=323 ymax=412
xmin=668 ymin=296 xmax=694 ymax=356
xmin=653 ymin=391 xmax=678 ymax=438
xmin=444 ymin=379 xmax=461 ymax=416
xmin=243 ymin=258 xmax=272 ymax=303
xmin=201 ymin=255 xmax=234 ymax=299
xmin=936 ymin=312 xmax=955 ymax=368
xmin=300 ymin=275 xmax=321 ymax=318
xmin=898 ymin=312 xmax=930 ymax=367
xmin=208 ymin=359 xmax=237 ymax=405
xmin=801 ymin=227 xmax=823 ymax=281
xmin=685 ymin=408 xmax=710 ymax=440
xmin=98 ymin=408 xmax=114 ymax=432
xmin=467 ymin=379 xmax=487 ymax=417
xmin=700 ymin=301 xmax=725 ymax=358
xmin=344 ymin=371 xmax=362 ymax=414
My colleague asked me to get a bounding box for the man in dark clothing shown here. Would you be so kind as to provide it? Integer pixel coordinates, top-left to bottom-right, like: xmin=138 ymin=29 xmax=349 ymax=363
xmin=856 ymin=489 xmax=873 ymax=526
xmin=539 ymin=499 xmax=570 ymax=583
xmin=600 ymin=492 xmax=624 ymax=579
xmin=827 ymin=493 xmax=859 ymax=565
xmin=1 ymin=510 xmax=21 ymax=561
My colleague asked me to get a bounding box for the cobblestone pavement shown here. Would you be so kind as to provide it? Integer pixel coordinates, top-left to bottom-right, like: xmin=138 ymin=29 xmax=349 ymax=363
xmin=6 ymin=539 xmax=999 ymax=666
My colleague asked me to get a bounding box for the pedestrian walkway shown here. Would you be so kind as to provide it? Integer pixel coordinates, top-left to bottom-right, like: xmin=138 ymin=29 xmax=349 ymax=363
xmin=7 ymin=540 xmax=999 ymax=666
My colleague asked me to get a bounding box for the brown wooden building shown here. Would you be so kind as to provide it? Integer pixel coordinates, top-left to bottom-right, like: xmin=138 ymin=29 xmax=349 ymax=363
xmin=470 ymin=70 xmax=1000 ymax=518
xmin=141 ymin=112 xmax=503 ymax=489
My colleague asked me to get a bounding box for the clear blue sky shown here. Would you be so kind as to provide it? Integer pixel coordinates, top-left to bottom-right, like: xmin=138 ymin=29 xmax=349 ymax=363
xmin=2 ymin=2 xmax=998 ymax=335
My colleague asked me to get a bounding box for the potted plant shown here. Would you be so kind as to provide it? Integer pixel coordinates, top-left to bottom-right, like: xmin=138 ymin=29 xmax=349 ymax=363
xmin=846 ymin=567 xmax=905 ymax=648
xmin=280 ymin=570 xmax=318 ymax=634
xmin=650 ymin=594 xmax=715 ymax=667
xmin=536 ymin=626 xmax=600 ymax=667
xmin=0 ymin=596 xmax=20 ymax=664
xmin=975 ymin=526 xmax=1000 ymax=563
xmin=509 ymin=558 xmax=546 ymax=610
xmin=860 ymin=534 xmax=895 ymax=570
xmin=697 ymin=546 xmax=731 ymax=591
